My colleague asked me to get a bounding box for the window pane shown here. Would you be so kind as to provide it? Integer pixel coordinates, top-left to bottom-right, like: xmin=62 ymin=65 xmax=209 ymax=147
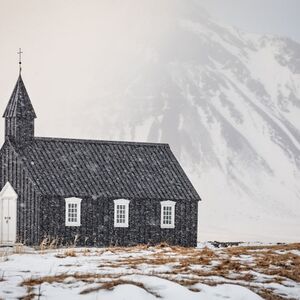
xmin=116 ymin=204 xmax=126 ymax=224
xmin=68 ymin=203 xmax=78 ymax=223
xmin=163 ymin=206 xmax=172 ymax=225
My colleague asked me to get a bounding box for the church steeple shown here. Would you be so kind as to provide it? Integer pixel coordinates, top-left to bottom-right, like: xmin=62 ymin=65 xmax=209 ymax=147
xmin=3 ymin=74 xmax=36 ymax=145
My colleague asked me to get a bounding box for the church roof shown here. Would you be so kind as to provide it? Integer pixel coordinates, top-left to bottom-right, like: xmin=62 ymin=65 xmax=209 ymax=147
xmin=3 ymin=75 xmax=36 ymax=118
xmin=17 ymin=137 xmax=200 ymax=200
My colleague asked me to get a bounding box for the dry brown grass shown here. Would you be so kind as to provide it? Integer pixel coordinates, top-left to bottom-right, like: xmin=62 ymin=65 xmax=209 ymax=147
xmin=188 ymin=287 xmax=201 ymax=292
xmin=80 ymin=279 xmax=161 ymax=298
xmin=97 ymin=246 xmax=217 ymax=271
xmin=220 ymin=243 xmax=300 ymax=283
xmin=21 ymin=273 xmax=162 ymax=298
xmin=165 ymin=278 xmax=199 ymax=287
xmin=252 ymin=243 xmax=300 ymax=251
xmin=14 ymin=243 xmax=25 ymax=254
xmin=21 ymin=273 xmax=106 ymax=287
xmin=39 ymin=237 xmax=59 ymax=253
xmin=19 ymin=243 xmax=300 ymax=300
xmin=63 ymin=249 xmax=76 ymax=257
xmin=99 ymin=254 xmax=178 ymax=269
xmin=105 ymin=244 xmax=150 ymax=254
xmin=232 ymin=272 xmax=255 ymax=281
xmin=145 ymin=243 xmax=299 ymax=298
xmin=227 ymin=243 xmax=300 ymax=253
xmin=113 ymin=247 xmax=217 ymax=268
xmin=252 ymin=251 xmax=300 ymax=282
xmin=21 ymin=274 xmax=68 ymax=286
xmin=82 ymin=248 xmax=91 ymax=256
xmin=255 ymin=288 xmax=291 ymax=300
xmin=215 ymin=259 xmax=249 ymax=272
xmin=18 ymin=286 xmax=41 ymax=300
xmin=55 ymin=248 xmax=77 ymax=258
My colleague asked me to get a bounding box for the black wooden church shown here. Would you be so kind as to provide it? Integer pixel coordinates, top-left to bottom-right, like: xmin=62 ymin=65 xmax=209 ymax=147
xmin=0 ymin=71 xmax=201 ymax=247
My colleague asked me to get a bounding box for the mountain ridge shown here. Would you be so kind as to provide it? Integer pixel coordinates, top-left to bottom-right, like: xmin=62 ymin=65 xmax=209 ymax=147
xmin=71 ymin=6 xmax=300 ymax=242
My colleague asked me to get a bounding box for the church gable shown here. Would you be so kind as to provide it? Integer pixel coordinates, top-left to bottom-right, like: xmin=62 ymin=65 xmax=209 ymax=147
xmin=0 ymin=139 xmax=40 ymax=195
xmin=0 ymin=139 xmax=41 ymax=244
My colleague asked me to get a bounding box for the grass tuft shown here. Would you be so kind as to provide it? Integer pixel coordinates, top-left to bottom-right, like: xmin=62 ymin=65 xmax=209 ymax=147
xmin=80 ymin=279 xmax=161 ymax=298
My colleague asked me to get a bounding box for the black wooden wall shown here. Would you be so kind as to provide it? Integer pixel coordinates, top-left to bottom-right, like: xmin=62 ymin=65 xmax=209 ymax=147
xmin=0 ymin=142 xmax=40 ymax=245
xmin=39 ymin=196 xmax=198 ymax=247
xmin=5 ymin=118 xmax=34 ymax=145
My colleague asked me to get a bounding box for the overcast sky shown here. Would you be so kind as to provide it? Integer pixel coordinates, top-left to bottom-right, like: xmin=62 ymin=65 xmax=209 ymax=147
xmin=198 ymin=0 xmax=300 ymax=42
xmin=0 ymin=0 xmax=299 ymax=141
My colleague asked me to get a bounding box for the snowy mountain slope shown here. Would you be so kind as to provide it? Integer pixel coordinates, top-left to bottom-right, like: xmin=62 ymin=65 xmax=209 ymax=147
xmin=79 ymin=4 xmax=300 ymax=242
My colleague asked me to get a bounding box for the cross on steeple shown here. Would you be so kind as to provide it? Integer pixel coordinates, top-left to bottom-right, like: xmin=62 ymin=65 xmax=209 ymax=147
xmin=17 ymin=48 xmax=23 ymax=74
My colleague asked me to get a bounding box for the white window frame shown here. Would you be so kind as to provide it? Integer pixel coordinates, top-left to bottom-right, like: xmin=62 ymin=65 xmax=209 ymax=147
xmin=160 ymin=200 xmax=176 ymax=229
xmin=65 ymin=197 xmax=82 ymax=226
xmin=114 ymin=199 xmax=130 ymax=228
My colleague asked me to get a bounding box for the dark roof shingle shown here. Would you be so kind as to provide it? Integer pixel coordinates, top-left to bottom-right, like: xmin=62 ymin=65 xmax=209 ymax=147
xmin=18 ymin=137 xmax=200 ymax=200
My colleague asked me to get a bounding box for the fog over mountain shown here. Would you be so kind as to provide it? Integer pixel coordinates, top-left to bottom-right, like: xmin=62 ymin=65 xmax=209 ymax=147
xmin=1 ymin=1 xmax=300 ymax=242
xmin=75 ymin=2 xmax=300 ymax=242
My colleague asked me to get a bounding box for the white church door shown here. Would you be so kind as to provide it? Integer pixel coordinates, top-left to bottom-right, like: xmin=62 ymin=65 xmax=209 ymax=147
xmin=0 ymin=182 xmax=17 ymax=244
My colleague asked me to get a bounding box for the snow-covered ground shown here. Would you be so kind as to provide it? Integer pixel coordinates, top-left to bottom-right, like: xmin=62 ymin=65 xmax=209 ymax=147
xmin=0 ymin=243 xmax=299 ymax=300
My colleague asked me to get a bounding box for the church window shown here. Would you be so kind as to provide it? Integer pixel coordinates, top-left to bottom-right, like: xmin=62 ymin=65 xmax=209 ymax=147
xmin=114 ymin=199 xmax=130 ymax=227
xmin=160 ymin=201 xmax=176 ymax=228
xmin=65 ymin=197 xmax=82 ymax=226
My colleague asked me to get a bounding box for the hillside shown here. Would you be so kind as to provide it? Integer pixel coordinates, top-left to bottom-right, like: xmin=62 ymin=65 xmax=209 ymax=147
xmin=79 ymin=3 xmax=300 ymax=242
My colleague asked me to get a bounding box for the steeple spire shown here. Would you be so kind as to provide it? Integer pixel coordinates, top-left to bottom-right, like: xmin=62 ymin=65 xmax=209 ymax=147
xmin=3 ymin=66 xmax=36 ymax=146
xmin=3 ymin=75 xmax=36 ymax=119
